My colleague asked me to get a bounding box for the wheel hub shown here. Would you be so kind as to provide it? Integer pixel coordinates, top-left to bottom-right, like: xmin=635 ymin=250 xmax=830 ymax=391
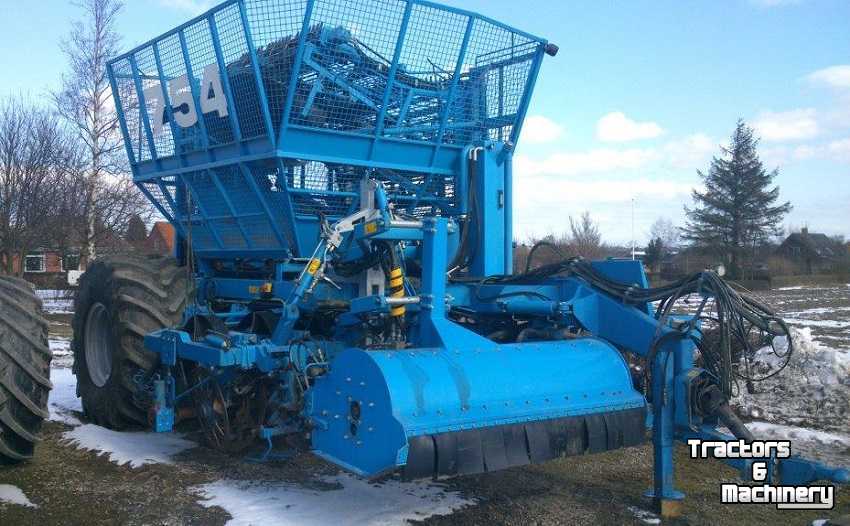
xmin=84 ymin=302 xmax=114 ymax=388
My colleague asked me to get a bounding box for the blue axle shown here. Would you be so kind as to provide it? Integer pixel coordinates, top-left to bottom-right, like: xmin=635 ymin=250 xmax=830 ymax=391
xmin=109 ymin=0 xmax=845 ymax=518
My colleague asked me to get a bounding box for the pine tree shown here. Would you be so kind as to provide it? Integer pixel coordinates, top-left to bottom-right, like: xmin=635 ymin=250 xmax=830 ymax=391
xmin=645 ymin=237 xmax=664 ymax=273
xmin=683 ymin=120 xmax=791 ymax=279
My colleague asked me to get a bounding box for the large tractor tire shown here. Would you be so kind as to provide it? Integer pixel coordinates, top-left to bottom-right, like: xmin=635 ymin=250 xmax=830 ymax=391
xmin=72 ymin=255 xmax=190 ymax=429
xmin=0 ymin=276 xmax=51 ymax=463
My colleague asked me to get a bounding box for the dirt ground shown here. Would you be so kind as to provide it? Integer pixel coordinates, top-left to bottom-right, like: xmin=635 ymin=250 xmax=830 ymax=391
xmin=2 ymin=289 xmax=848 ymax=525
xmin=1 ymin=419 xmax=848 ymax=526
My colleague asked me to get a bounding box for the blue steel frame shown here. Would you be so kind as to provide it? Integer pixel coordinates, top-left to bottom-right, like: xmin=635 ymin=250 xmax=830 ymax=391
xmin=108 ymin=0 xmax=550 ymax=261
xmin=109 ymin=0 xmax=847 ymax=517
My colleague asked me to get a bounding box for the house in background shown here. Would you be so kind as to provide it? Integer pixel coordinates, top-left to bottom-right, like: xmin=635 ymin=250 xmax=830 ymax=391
xmin=14 ymin=221 xmax=177 ymax=288
xmin=144 ymin=221 xmax=175 ymax=255
xmin=775 ymin=227 xmax=841 ymax=274
xmin=2 ymin=250 xmax=86 ymax=289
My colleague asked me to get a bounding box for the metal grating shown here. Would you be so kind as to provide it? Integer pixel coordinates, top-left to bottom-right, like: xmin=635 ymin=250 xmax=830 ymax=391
xmin=109 ymin=0 xmax=547 ymax=255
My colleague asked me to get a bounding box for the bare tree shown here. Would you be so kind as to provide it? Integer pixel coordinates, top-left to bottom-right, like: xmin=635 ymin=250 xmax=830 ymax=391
xmin=650 ymin=217 xmax=679 ymax=249
xmin=0 ymin=98 xmax=70 ymax=275
xmin=53 ymin=0 xmax=148 ymax=262
xmin=569 ymin=211 xmax=603 ymax=259
xmin=50 ymin=154 xmax=149 ymax=257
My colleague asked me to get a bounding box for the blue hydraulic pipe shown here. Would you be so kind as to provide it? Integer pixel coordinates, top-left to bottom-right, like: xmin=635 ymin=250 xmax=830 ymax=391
xmin=504 ymin=151 xmax=513 ymax=274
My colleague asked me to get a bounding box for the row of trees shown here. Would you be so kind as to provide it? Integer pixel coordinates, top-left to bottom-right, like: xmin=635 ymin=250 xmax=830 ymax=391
xmin=641 ymin=121 xmax=794 ymax=280
xmin=514 ymin=212 xmax=619 ymax=271
xmin=0 ymin=0 xmax=148 ymax=276
xmin=520 ymin=120 xmax=796 ymax=281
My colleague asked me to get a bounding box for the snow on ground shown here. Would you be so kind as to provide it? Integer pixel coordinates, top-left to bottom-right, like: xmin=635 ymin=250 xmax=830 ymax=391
xmin=47 ymin=359 xmax=472 ymax=524
xmin=745 ymin=421 xmax=850 ymax=469
xmin=62 ymin=425 xmax=196 ymax=468
xmin=193 ymin=473 xmax=474 ymax=526
xmin=627 ymin=505 xmax=661 ymax=525
xmin=49 ymin=338 xmax=73 ymax=368
xmin=0 ymin=484 xmax=37 ymax=508
xmin=36 ymin=289 xmax=74 ymax=314
xmin=48 ymin=367 xmax=83 ymax=425
xmin=49 ymin=362 xmax=195 ymax=466
xmin=734 ymin=326 xmax=850 ymax=453
xmin=783 ymin=317 xmax=850 ymax=329
xmin=746 ymin=422 xmax=850 ymax=448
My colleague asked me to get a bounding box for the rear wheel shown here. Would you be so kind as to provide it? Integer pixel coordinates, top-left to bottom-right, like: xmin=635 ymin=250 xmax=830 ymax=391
xmin=72 ymin=255 xmax=190 ymax=429
xmin=0 ymin=276 xmax=51 ymax=462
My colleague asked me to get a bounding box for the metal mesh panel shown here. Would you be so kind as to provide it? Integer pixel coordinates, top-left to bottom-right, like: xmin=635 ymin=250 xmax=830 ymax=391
xmin=112 ymin=0 xmax=545 ymax=157
xmin=215 ymin=3 xmax=268 ymax=139
xmin=287 ymin=0 xmax=407 ymax=133
xmin=245 ymin=0 xmax=309 ymax=135
xmin=285 ymin=161 xmax=358 ymax=217
xmin=184 ymin=19 xmax=236 ymax=145
xmin=112 ymin=58 xmax=146 ymax=163
xmin=156 ymin=34 xmax=205 ymax=155
xmin=109 ymin=0 xmax=546 ymax=254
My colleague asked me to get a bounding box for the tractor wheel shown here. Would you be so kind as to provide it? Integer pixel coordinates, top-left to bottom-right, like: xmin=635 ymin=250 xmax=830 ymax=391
xmin=72 ymin=255 xmax=190 ymax=429
xmin=0 ymin=276 xmax=51 ymax=463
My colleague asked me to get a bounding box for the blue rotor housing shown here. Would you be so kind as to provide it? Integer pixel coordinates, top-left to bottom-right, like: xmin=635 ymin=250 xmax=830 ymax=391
xmin=308 ymin=338 xmax=646 ymax=477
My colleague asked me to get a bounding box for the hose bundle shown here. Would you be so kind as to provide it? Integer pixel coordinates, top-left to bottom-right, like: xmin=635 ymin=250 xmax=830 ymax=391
xmin=457 ymin=253 xmax=794 ymax=397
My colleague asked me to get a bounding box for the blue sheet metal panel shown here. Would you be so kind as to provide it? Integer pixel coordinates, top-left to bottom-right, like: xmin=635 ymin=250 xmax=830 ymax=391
xmin=591 ymin=259 xmax=649 ymax=288
xmin=308 ymin=338 xmax=645 ymax=476
xmin=469 ymin=143 xmax=506 ymax=277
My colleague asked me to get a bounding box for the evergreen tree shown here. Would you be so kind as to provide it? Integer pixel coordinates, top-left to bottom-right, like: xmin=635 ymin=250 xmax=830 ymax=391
xmin=125 ymin=214 xmax=148 ymax=245
xmin=682 ymin=120 xmax=791 ymax=279
xmin=645 ymin=237 xmax=664 ymax=273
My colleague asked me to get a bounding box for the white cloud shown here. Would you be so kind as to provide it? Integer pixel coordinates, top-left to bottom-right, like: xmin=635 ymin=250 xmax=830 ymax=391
xmin=596 ymin=112 xmax=664 ymax=142
xmin=515 ymin=132 xmax=716 ymax=178
xmin=662 ymin=133 xmax=717 ymax=169
xmin=516 ymin=176 xmax=693 ymax=205
xmin=520 ymin=115 xmax=565 ymax=144
xmin=752 ymin=109 xmax=819 ymax=142
xmin=514 ymin=147 xmax=659 ymax=176
xmin=513 ymin=174 xmax=695 ymax=240
xmin=156 ymin=0 xmax=215 ymax=14
xmin=827 ymin=138 xmax=850 ymax=162
xmin=760 ymin=137 xmax=850 ymax=165
xmin=805 ymin=65 xmax=850 ymax=90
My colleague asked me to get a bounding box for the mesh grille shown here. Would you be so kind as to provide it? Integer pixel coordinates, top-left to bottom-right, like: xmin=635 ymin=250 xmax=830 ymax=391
xmin=111 ymin=0 xmax=546 ymax=253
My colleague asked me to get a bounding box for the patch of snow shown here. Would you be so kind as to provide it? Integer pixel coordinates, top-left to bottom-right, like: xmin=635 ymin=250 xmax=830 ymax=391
xmin=811 ymin=520 xmax=828 ymax=526
xmin=49 ymin=339 xmax=73 ymax=368
xmin=734 ymin=328 xmax=850 ymax=438
xmin=786 ymin=306 xmax=850 ymax=316
xmin=62 ymin=424 xmax=195 ymax=468
xmin=36 ymin=289 xmax=74 ymax=314
xmin=746 ymin=422 xmax=850 ymax=448
xmin=0 ymin=484 xmax=37 ymax=508
xmin=783 ymin=317 xmax=850 ymax=329
xmin=48 ymin=367 xmax=83 ymax=425
xmin=775 ymin=286 xmax=806 ymax=291
xmin=49 ymin=338 xmax=71 ymax=354
xmin=627 ymin=505 xmax=660 ymax=525
xmin=193 ymin=472 xmax=474 ymax=526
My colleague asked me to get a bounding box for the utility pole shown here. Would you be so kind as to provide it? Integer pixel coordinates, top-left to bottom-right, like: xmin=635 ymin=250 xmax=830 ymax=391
xmin=631 ymin=197 xmax=635 ymax=260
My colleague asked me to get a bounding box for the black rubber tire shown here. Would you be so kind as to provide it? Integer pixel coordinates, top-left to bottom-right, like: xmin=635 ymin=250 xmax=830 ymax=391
xmin=72 ymin=255 xmax=190 ymax=429
xmin=0 ymin=275 xmax=51 ymax=463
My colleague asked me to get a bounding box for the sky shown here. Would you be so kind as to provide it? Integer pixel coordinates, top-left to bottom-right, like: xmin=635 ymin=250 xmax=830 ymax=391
xmin=0 ymin=0 xmax=848 ymax=245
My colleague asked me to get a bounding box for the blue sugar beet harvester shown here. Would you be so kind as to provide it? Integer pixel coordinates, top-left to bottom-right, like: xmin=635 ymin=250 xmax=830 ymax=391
xmin=1 ymin=0 xmax=842 ymax=519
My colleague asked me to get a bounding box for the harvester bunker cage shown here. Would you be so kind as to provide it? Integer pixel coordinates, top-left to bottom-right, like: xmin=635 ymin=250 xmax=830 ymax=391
xmin=78 ymin=0 xmax=850 ymax=518
xmin=108 ymin=0 xmax=551 ymax=260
